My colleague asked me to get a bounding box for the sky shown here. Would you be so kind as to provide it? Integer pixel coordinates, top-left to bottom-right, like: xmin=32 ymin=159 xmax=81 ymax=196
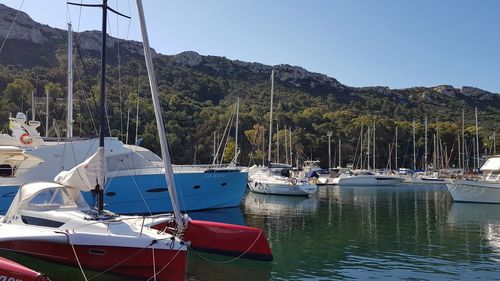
xmin=1 ymin=0 xmax=499 ymax=93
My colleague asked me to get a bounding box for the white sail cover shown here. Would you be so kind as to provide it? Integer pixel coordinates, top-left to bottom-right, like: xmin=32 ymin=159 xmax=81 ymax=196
xmin=54 ymin=147 xmax=106 ymax=191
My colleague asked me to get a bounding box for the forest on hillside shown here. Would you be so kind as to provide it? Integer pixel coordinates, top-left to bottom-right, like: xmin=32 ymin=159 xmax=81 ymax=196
xmin=0 ymin=43 xmax=498 ymax=171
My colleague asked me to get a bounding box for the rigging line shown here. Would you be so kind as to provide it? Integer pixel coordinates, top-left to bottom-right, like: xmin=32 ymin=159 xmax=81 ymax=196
xmin=116 ymin=0 xmax=124 ymax=140
xmin=105 ymin=152 xmax=153 ymax=215
xmin=73 ymin=57 xmax=98 ymax=135
xmin=213 ymin=107 xmax=235 ymax=165
xmin=145 ymin=247 xmax=184 ymax=281
xmin=63 ymin=231 xmax=89 ymax=281
xmin=65 ymin=3 xmax=72 ymax=24
xmin=220 ymin=109 xmax=235 ymax=165
xmin=77 ymin=0 xmax=83 ymax=32
xmin=0 ymin=0 xmax=25 ymax=56
xmin=86 ymin=241 xmax=160 ymax=281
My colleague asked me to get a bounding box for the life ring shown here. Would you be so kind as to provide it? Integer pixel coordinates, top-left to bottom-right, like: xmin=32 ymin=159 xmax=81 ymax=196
xmin=291 ymin=178 xmax=298 ymax=185
xmin=19 ymin=133 xmax=33 ymax=145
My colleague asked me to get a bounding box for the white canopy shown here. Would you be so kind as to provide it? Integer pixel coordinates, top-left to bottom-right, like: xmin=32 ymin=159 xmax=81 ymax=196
xmin=3 ymin=182 xmax=89 ymax=223
xmin=54 ymin=147 xmax=106 ymax=192
xmin=480 ymin=156 xmax=500 ymax=171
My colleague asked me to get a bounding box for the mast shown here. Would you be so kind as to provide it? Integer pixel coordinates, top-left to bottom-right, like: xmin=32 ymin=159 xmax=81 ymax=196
xmin=45 ymin=88 xmax=49 ymax=137
xmin=213 ymin=131 xmax=217 ymax=163
xmin=494 ymin=131 xmax=496 ymax=155
xmin=475 ymin=107 xmax=480 ymax=170
xmin=424 ymin=116 xmax=428 ymax=172
xmin=31 ymin=90 xmax=35 ymax=121
xmin=412 ymin=120 xmax=416 ymax=170
xmin=284 ymin=125 xmax=288 ymax=164
xmin=289 ymin=127 xmax=292 ymax=166
xmin=67 ymin=22 xmax=74 ymax=138
xmin=276 ymin=122 xmax=279 ymax=163
xmin=137 ymin=0 xmax=184 ymax=229
xmin=267 ymin=69 xmax=274 ymax=164
xmin=395 ymin=125 xmax=398 ymax=170
xmin=327 ymin=131 xmax=332 ymax=171
xmin=234 ymin=97 xmax=239 ymax=163
xmin=95 ymin=0 xmax=108 ymax=213
xmin=125 ymin=108 xmax=130 ymax=144
xmin=373 ymin=121 xmax=376 ymax=170
xmin=462 ymin=109 xmax=465 ymax=171
xmin=367 ymin=126 xmax=370 ymax=170
xmin=262 ymin=127 xmax=265 ymax=166
xmin=134 ymin=93 xmax=140 ymax=145
xmin=338 ymin=138 xmax=341 ymax=168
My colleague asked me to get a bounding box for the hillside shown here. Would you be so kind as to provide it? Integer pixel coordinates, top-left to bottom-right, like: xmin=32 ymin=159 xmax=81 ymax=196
xmin=0 ymin=3 xmax=498 ymax=168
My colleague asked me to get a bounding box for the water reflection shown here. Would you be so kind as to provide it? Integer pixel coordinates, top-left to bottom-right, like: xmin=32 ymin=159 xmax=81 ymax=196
xmin=6 ymin=185 xmax=500 ymax=281
xmin=188 ymin=206 xmax=245 ymax=225
xmin=448 ymin=202 xmax=500 ymax=259
xmin=243 ymin=191 xmax=318 ymax=217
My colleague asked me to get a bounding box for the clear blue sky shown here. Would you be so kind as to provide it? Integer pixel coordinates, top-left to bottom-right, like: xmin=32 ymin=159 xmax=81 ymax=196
xmin=1 ymin=0 xmax=500 ymax=93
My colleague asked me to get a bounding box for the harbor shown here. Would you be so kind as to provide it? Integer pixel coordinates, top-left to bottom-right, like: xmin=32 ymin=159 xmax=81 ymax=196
xmin=0 ymin=1 xmax=499 ymax=280
xmin=3 ymin=183 xmax=500 ymax=280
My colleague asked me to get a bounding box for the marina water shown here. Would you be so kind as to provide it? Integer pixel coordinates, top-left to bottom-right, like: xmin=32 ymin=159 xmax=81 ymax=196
xmin=4 ymin=184 xmax=500 ymax=280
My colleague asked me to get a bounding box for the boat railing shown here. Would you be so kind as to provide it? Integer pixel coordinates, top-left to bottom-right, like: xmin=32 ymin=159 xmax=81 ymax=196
xmin=172 ymin=163 xmax=239 ymax=172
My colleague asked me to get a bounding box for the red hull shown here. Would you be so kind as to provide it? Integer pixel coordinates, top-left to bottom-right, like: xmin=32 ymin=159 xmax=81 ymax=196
xmin=0 ymin=257 xmax=49 ymax=281
xmin=0 ymin=241 xmax=186 ymax=281
xmin=153 ymin=219 xmax=273 ymax=261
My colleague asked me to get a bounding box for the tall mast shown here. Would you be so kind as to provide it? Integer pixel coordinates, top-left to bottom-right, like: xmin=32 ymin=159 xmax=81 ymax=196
xmin=45 ymin=88 xmax=49 ymax=137
xmin=137 ymin=0 xmax=184 ymax=229
xmin=338 ymin=138 xmax=342 ymax=168
xmin=284 ymin=125 xmax=288 ymax=164
xmin=267 ymin=69 xmax=274 ymax=164
xmin=134 ymin=93 xmax=140 ymax=145
xmin=234 ymin=97 xmax=239 ymax=163
xmin=373 ymin=121 xmax=376 ymax=170
xmin=327 ymin=131 xmax=332 ymax=170
xmin=367 ymin=127 xmax=370 ymax=170
xmin=95 ymin=0 xmax=108 ymax=213
xmin=276 ymin=122 xmax=279 ymax=163
xmin=289 ymin=127 xmax=292 ymax=166
xmin=424 ymin=116 xmax=428 ymax=172
xmin=462 ymin=109 xmax=465 ymax=171
xmin=413 ymin=120 xmax=416 ymax=170
xmin=395 ymin=125 xmax=398 ymax=170
xmin=67 ymin=22 xmax=74 ymax=138
xmin=31 ymin=90 xmax=35 ymax=121
xmin=494 ymin=131 xmax=497 ymax=155
xmin=475 ymin=107 xmax=480 ymax=170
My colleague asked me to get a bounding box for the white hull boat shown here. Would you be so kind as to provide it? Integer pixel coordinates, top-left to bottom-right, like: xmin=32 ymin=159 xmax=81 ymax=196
xmin=248 ymin=176 xmax=317 ymax=196
xmin=446 ymin=155 xmax=500 ymax=203
xmin=331 ymin=171 xmax=402 ymax=186
xmin=447 ymin=179 xmax=500 ymax=203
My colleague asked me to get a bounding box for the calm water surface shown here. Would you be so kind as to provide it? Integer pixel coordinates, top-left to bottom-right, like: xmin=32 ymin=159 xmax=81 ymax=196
xmin=5 ymin=184 xmax=500 ymax=280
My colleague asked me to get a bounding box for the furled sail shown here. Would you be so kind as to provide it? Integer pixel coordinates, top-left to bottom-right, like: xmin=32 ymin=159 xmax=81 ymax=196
xmin=54 ymin=147 xmax=105 ymax=192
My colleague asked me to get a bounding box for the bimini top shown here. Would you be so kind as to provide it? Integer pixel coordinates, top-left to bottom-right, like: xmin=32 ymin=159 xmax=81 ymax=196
xmin=3 ymin=182 xmax=90 ymax=223
xmin=481 ymin=156 xmax=500 ymax=171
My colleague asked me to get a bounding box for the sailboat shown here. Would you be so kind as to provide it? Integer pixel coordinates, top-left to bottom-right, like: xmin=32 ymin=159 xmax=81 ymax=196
xmin=0 ymin=1 xmax=272 ymax=280
xmin=331 ymin=123 xmax=402 ymax=186
xmin=248 ymin=69 xmax=317 ymax=196
xmin=0 ymin=2 xmax=187 ymax=280
xmin=0 ymin=13 xmax=246 ymax=216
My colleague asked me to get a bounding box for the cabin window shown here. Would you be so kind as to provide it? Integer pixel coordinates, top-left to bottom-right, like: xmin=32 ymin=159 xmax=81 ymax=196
xmin=0 ymin=164 xmax=13 ymax=177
